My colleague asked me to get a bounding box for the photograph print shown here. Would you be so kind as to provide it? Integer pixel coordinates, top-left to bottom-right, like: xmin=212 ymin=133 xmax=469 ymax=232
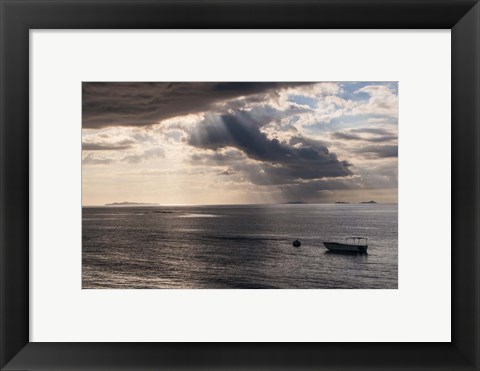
xmin=82 ymin=82 xmax=398 ymax=289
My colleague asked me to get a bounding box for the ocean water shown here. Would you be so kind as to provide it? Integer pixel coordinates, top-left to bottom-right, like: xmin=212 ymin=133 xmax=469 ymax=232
xmin=82 ymin=204 xmax=398 ymax=289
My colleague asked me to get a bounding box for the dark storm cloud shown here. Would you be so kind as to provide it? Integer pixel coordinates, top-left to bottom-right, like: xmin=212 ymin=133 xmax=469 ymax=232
xmin=188 ymin=111 xmax=352 ymax=184
xmin=356 ymin=145 xmax=398 ymax=158
xmin=82 ymin=82 xmax=313 ymax=129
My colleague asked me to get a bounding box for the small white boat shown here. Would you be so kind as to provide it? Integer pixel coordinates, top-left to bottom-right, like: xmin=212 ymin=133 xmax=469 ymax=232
xmin=323 ymin=237 xmax=368 ymax=254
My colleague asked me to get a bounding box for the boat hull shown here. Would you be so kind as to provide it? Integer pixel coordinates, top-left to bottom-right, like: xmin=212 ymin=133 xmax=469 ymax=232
xmin=323 ymin=242 xmax=368 ymax=253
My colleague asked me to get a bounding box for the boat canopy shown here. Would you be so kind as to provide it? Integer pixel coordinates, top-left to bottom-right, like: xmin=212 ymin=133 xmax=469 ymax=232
xmin=346 ymin=236 xmax=368 ymax=245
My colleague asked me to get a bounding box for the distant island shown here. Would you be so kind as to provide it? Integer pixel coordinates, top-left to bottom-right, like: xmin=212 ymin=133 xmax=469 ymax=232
xmin=360 ymin=200 xmax=377 ymax=204
xmin=334 ymin=201 xmax=350 ymax=204
xmin=105 ymin=202 xmax=158 ymax=206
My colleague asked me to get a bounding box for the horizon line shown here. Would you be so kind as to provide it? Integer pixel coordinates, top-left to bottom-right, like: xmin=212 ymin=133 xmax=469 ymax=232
xmin=82 ymin=202 xmax=398 ymax=207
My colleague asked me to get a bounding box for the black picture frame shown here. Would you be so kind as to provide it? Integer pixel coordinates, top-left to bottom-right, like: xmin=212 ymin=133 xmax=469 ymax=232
xmin=1 ymin=1 xmax=479 ymax=370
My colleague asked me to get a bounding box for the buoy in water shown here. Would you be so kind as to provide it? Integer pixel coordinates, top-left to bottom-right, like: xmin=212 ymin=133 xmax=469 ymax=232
xmin=292 ymin=239 xmax=301 ymax=247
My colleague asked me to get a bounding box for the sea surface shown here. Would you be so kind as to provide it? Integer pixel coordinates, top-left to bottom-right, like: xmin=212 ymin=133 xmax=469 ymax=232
xmin=82 ymin=204 xmax=398 ymax=289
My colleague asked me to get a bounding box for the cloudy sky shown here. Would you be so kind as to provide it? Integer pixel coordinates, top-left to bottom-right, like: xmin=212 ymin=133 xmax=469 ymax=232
xmin=82 ymin=82 xmax=398 ymax=206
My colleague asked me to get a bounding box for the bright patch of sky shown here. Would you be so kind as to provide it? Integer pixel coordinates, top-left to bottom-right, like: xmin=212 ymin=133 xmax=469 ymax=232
xmin=288 ymin=94 xmax=317 ymax=108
